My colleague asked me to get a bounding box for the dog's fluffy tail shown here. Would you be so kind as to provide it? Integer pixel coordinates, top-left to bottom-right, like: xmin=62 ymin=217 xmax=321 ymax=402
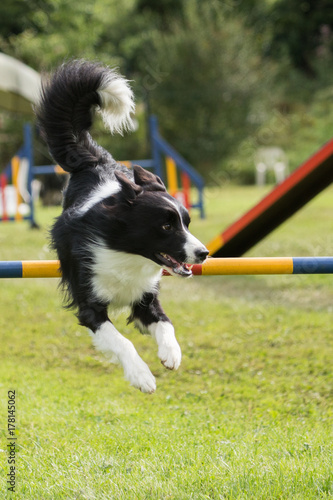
xmin=35 ymin=60 xmax=135 ymax=172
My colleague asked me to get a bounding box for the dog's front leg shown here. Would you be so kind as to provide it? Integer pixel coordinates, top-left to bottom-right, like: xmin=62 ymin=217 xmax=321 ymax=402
xmin=129 ymin=293 xmax=182 ymax=370
xmin=149 ymin=321 xmax=182 ymax=371
xmin=78 ymin=304 xmax=156 ymax=393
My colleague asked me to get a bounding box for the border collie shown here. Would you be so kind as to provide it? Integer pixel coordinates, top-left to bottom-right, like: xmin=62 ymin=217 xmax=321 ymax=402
xmin=35 ymin=60 xmax=208 ymax=393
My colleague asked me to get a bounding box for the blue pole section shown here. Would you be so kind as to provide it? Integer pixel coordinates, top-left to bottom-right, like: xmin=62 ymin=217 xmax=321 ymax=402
xmin=149 ymin=116 xmax=164 ymax=180
xmin=293 ymin=257 xmax=333 ymax=274
xmin=198 ymin=187 xmax=205 ymax=219
xmin=24 ymin=123 xmax=37 ymax=227
xmin=149 ymin=115 xmax=205 ymax=218
xmin=0 ymin=262 xmax=23 ymax=278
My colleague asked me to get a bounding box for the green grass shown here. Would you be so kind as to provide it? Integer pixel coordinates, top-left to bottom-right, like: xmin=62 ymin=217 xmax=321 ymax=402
xmin=0 ymin=186 xmax=333 ymax=499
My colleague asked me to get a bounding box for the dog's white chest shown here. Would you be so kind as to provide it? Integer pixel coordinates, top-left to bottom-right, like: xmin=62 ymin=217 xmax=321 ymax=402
xmin=90 ymin=246 xmax=162 ymax=307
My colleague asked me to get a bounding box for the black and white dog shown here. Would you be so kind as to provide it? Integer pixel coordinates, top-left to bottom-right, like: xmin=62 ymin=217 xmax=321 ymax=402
xmin=36 ymin=60 xmax=208 ymax=393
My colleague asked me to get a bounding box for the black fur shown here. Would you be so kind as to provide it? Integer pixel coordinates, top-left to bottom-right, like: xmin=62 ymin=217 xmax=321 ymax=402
xmin=35 ymin=60 xmax=208 ymax=391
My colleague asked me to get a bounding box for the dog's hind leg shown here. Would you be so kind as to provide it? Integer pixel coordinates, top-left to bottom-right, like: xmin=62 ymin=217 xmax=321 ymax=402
xmin=129 ymin=293 xmax=182 ymax=371
xmin=78 ymin=303 xmax=156 ymax=393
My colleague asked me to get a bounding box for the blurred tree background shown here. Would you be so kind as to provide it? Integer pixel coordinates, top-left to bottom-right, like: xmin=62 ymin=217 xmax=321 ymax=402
xmin=0 ymin=0 xmax=333 ymax=184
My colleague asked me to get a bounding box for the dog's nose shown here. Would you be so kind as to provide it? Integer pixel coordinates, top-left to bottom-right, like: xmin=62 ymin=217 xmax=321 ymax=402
xmin=195 ymin=248 xmax=209 ymax=262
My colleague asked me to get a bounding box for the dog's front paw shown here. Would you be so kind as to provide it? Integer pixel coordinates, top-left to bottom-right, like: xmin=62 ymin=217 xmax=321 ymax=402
xmin=158 ymin=341 xmax=182 ymax=370
xmin=123 ymin=357 xmax=156 ymax=393
xmin=149 ymin=321 xmax=182 ymax=371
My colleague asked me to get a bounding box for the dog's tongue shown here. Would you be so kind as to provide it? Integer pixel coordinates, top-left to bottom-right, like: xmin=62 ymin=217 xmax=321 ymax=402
xmin=157 ymin=252 xmax=193 ymax=277
xmin=166 ymin=255 xmax=192 ymax=277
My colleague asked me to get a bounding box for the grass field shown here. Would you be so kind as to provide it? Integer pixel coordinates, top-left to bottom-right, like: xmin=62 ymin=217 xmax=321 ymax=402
xmin=0 ymin=185 xmax=332 ymax=499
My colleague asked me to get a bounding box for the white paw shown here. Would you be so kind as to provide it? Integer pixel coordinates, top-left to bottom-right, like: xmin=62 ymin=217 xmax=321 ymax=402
xmin=123 ymin=356 xmax=156 ymax=393
xmin=158 ymin=341 xmax=182 ymax=370
xmin=148 ymin=321 xmax=182 ymax=371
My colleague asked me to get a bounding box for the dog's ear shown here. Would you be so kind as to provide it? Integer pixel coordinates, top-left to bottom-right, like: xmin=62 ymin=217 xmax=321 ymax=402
xmin=133 ymin=165 xmax=166 ymax=192
xmin=115 ymin=171 xmax=142 ymax=203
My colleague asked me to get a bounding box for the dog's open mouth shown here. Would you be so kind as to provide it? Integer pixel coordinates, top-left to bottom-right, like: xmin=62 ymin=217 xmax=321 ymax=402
xmin=156 ymin=253 xmax=193 ymax=277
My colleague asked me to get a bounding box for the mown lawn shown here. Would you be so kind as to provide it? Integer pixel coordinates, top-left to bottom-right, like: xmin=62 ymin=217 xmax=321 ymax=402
xmin=0 ymin=185 xmax=332 ymax=499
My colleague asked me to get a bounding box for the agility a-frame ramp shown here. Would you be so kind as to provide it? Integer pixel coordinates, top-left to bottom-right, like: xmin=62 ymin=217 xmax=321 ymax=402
xmin=207 ymin=138 xmax=333 ymax=257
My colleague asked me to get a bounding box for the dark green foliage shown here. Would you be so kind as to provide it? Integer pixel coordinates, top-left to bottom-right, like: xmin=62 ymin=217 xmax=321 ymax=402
xmin=267 ymin=0 xmax=333 ymax=77
xmin=0 ymin=0 xmax=332 ymax=180
xmin=0 ymin=0 xmax=54 ymax=38
xmin=137 ymin=0 xmax=183 ymax=20
xmin=140 ymin=3 xmax=268 ymax=173
xmin=0 ymin=114 xmax=27 ymax=170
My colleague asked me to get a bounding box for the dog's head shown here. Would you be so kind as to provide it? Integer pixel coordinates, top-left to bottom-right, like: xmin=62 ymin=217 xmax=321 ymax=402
xmin=106 ymin=165 xmax=208 ymax=277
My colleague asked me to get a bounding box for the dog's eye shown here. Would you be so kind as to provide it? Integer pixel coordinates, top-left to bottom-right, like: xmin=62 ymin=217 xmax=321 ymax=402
xmin=162 ymin=223 xmax=172 ymax=231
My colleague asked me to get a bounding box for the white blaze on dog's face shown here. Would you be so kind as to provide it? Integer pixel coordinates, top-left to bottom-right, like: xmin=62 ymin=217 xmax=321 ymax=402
xmin=162 ymin=196 xmax=209 ymax=264
xmin=134 ymin=193 xmax=208 ymax=277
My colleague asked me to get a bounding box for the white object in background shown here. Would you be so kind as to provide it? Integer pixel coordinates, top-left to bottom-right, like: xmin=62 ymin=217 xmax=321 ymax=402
xmin=254 ymin=147 xmax=288 ymax=185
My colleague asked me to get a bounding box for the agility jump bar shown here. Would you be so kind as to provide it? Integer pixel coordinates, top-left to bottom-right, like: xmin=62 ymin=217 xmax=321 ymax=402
xmin=0 ymin=260 xmax=61 ymax=278
xmin=0 ymin=257 xmax=333 ymax=279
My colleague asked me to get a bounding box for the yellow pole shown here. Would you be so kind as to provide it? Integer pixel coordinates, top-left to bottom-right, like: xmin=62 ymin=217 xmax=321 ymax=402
xmin=20 ymin=258 xmax=293 ymax=277
xmin=11 ymin=156 xmax=22 ymax=221
xmin=54 ymin=165 xmax=67 ymax=174
xmin=198 ymin=257 xmax=294 ymax=275
xmin=22 ymin=260 xmax=61 ymax=278
xmin=166 ymin=157 xmax=178 ymax=196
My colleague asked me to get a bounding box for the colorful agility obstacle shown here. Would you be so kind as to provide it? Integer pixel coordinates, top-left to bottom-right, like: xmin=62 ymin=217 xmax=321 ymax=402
xmin=0 ymin=124 xmax=36 ymax=226
xmin=0 ymin=156 xmax=27 ymax=221
xmin=207 ymin=138 xmax=333 ymax=257
xmin=0 ymin=257 xmax=333 ymax=279
xmin=165 ymin=156 xmax=191 ymax=210
xmin=149 ymin=116 xmax=204 ymax=217
xmin=0 ymin=155 xmax=28 ymax=222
